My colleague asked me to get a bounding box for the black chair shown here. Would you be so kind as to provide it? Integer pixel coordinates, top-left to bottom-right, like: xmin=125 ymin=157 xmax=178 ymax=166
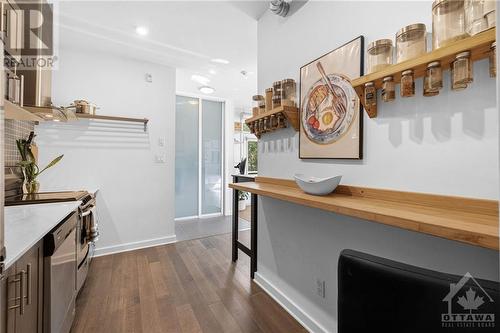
xmin=338 ymin=249 xmax=499 ymax=332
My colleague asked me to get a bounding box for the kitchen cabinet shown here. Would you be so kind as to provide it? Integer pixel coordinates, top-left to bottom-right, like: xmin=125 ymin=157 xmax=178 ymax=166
xmin=0 ymin=240 xmax=43 ymax=333
xmin=1 ymin=0 xmax=22 ymax=63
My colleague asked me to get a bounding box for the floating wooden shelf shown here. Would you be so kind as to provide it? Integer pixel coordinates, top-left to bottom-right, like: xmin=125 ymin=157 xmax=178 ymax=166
xmin=4 ymin=100 xmax=44 ymax=122
xmin=352 ymin=28 xmax=496 ymax=118
xmin=245 ymin=105 xmax=299 ymax=137
xmin=229 ymin=177 xmax=499 ymax=250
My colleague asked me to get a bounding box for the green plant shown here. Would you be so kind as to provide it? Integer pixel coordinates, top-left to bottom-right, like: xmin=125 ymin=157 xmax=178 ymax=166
xmin=238 ymin=191 xmax=249 ymax=201
xmin=16 ymin=137 xmax=63 ymax=184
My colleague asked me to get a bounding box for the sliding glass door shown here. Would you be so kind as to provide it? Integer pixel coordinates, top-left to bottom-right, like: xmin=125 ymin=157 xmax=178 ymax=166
xmin=175 ymin=95 xmax=224 ymax=219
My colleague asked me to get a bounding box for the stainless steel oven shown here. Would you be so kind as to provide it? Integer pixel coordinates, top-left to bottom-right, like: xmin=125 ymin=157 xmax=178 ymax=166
xmin=76 ymin=194 xmax=98 ymax=293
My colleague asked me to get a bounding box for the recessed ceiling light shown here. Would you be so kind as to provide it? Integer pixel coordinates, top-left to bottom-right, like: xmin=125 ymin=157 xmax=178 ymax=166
xmin=135 ymin=26 xmax=149 ymax=36
xmin=211 ymin=58 xmax=230 ymax=64
xmin=191 ymin=74 xmax=210 ymax=85
xmin=208 ymin=69 xmax=217 ymax=75
xmin=199 ymin=86 xmax=215 ymax=94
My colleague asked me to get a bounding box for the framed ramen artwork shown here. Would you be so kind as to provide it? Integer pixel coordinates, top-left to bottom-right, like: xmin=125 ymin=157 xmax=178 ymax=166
xmin=299 ymin=36 xmax=364 ymax=159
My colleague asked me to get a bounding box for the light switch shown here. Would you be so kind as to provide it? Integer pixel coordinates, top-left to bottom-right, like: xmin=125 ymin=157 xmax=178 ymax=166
xmin=158 ymin=137 xmax=166 ymax=147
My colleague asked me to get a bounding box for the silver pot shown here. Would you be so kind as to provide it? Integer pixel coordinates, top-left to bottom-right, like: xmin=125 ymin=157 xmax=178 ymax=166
xmin=72 ymin=100 xmax=97 ymax=115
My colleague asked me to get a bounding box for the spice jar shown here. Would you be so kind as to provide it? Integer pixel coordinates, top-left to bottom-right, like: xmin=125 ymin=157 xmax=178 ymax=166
xmin=263 ymin=117 xmax=270 ymax=132
xmin=277 ymin=113 xmax=286 ymax=128
xmin=265 ymin=88 xmax=273 ymax=111
xmin=381 ymin=76 xmax=396 ymax=102
xmin=396 ymin=24 xmax=427 ymax=63
xmin=465 ymin=0 xmax=488 ymax=35
xmin=367 ymin=39 xmax=394 ymax=73
xmin=432 ymin=0 xmax=468 ymax=50
xmin=364 ymin=82 xmax=377 ymax=114
xmin=252 ymin=107 xmax=259 ymax=117
xmin=424 ymin=61 xmax=443 ymax=97
xmin=272 ymin=81 xmax=282 ymax=109
xmin=281 ymin=79 xmax=297 ymax=107
xmin=252 ymin=95 xmax=265 ymax=115
xmin=269 ymin=114 xmax=277 ymax=129
xmin=253 ymin=121 xmax=260 ymax=137
xmin=490 ymin=42 xmax=496 ymax=78
xmin=452 ymin=51 xmax=473 ymax=89
xmin=400 ymin=70 xmax=415 ymax=97
xmin=484 ymin=0 xmax=496 ymax=28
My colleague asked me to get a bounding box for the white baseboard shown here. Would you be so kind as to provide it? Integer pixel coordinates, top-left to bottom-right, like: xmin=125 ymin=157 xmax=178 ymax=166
xmin=93 ymin=235 xmax=177 ymax=257
xmin=254 ymin=273 xmax=329 ymax=333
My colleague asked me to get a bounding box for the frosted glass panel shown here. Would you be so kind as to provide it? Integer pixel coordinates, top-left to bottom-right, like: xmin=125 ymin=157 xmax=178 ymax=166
xmin=175 ymin=96 xmax=199 ymax=218
xmin=201 ymin=100 xmax=223 ymax=214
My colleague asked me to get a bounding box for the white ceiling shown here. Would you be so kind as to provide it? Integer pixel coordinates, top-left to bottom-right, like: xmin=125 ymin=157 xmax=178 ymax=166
xmin=54 ymin=1 xmax=265 ymax=110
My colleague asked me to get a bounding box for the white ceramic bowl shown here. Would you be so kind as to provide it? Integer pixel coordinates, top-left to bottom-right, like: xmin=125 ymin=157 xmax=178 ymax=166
xmin=294 ymin=174 xmax=342 ymax=196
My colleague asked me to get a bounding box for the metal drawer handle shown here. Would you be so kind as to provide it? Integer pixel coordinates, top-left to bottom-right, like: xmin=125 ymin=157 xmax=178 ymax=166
xmin=19 ymin=270 xmax=25 ymax=315
xmin=26 ymin=264 xmax=31 ymax=305
xmin=8 ymin=270 xmax=26 ymax=315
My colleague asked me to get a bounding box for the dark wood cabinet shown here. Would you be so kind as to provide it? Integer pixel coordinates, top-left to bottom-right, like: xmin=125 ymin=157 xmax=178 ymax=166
xmin=1 ymin=240 xmax=43 ymax=333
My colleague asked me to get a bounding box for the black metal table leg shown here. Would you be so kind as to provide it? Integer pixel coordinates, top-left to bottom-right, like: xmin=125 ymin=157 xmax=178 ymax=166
xmin=232 ymin=188 xmax=239 ymax=262
xmin=231 ymin=174 xmax=257 ymax=278
xmin=250 ymin=193 xmax=258 ymax=279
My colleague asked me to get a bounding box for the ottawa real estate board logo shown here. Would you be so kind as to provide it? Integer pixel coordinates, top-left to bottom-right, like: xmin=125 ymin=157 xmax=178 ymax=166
xmin=441 ymin=272 xmax=495 ymax=329
xmin=3 ymin=2 xmax=56 ymax=70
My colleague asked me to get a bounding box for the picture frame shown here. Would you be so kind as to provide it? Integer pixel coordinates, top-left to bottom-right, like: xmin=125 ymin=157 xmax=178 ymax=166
xmin=299 ymin=36 xmax=364 ymax=159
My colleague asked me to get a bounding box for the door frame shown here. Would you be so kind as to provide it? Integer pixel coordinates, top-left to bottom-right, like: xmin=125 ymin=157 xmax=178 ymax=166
xmin=175 ymin=92 xmax=226 ymax=220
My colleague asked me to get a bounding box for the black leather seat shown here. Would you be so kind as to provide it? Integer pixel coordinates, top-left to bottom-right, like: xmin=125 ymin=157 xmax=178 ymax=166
xmin=338 ymin=249 xmax=499 ymax=332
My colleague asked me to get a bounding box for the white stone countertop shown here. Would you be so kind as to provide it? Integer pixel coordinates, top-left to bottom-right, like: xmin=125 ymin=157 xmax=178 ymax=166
xmin=4 ymin=201 xmax=81 ymax=270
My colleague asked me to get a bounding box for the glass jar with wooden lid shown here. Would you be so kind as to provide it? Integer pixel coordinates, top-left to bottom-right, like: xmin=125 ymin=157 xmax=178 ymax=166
xmin=452 ymin=51 xmax=473 ymax=89
xmin=364 ymin=82 xmax=377 ymax=114
xmin=265 ymin=88 xmax=273 ymax=111
xmin=272 ymin=81 xmax=282 ymax=109
xmin=484 ymin=0 xmax=496 ymax=29
xmin=382 ymin=76 xmax=396 ymax=102
xmin=401 ymin=70 xmax=415 ymax=97
xmin=465 ymin=0 xmax=488 ymax=35
xmin=281 ymin=79 xmax=297 ymax=107
xmin=367 ymin=39 xmax=394 ymax=73
xmin=424 ymin=61 xmax=443 ymax=96
xmin=432 ymin=0 xmax=468 ymax=50
xmin=396 ymin=23 xmax=427 ymax=63
xmin=252 ymin=95 xmax=265 ymax=116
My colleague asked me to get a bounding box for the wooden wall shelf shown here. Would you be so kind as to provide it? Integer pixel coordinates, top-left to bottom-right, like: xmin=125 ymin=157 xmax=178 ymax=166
xmin=353 ymin=28 xmax=496 ymax=118
xmin=229 ymin=177 xmax=499 ymax=250
xmin=245 ymin=105 xmax=299 ymax=138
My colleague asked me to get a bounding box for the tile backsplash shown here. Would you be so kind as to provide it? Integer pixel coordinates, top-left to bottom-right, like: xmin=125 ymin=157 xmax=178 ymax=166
xmin=5 ymin=120 xmax=35 ymax=166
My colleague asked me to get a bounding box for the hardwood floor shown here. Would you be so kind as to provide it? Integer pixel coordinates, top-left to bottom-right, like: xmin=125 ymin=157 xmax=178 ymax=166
xmin=71 ymin=232 xmax=306 ymax=333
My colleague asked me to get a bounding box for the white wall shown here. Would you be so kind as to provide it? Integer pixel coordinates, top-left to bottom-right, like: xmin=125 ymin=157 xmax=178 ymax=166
xmin=257 ymin=2 xmax=499 ymax=332
xmin=36 ymin=46 xmax=176 ymax=255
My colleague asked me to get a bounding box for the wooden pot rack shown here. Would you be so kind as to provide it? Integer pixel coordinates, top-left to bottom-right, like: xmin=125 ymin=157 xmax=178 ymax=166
xmin=229 ymin=177 xmax=499 ymax=251
xmin=244 ymin=105 xmax=299 ymax=138
xmin=352 ymin=28 xmax=496 ymax=118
